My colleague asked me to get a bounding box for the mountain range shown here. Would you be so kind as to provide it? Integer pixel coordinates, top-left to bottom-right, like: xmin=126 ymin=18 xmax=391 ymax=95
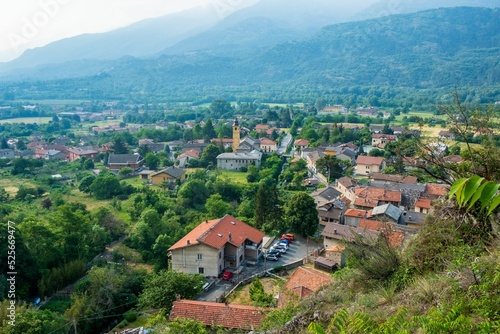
xmin=0 ymin=3 xmax=498 ymax=104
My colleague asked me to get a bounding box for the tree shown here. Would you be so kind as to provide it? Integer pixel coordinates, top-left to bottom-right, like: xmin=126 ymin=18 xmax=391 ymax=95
xmin=139 ymin=270 xmax=204 ymax=311
xmin=145 ymin=152 xmax=160 ymax=170
xmin=83 ymin=159 xmax=94 ymax=170
xmin=79 ymin=175 xmax=96 ymax=195
xmin=202 ymin=119 xmax=217 ymax=142
xmin=249 ymin=278 xmax=274 ymax=307
xmin=112 ymin=136 xmax=128 ymax=154
xmin=206 ymin=194 xmax=233 ymax=218
xmin=177 ymin=179 xmax=208 ymax=207
xmin=89 ymin=172 xmax=122 ymax=200
xmin=118 ymin=166 xmax=133 ymax=177
xmin=200 ymin=143 xmax=221 ymax=167
xmin=254 ymin=178 xmax=282 ymax=231
xmin=285 ymin=192 xmax=318 ymax=237
xmin=315 ymin=155 xmax=347 ymax=182
xmin=209 ymin=99 xmax=233 ymax=118
xmin=16 ymin=139 xmax=26 ymax=150
xmin=0 ymin=138 xmax=8 ymax=149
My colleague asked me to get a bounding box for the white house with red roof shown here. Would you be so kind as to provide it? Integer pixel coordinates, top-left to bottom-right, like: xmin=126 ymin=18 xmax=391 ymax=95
xmin=355 ymin=156 xmax=386 ymax=175
xmin=259 ymin=137 xmax=277 ymax=153
xmin=168 ymin=215 xmax=265 ymax=277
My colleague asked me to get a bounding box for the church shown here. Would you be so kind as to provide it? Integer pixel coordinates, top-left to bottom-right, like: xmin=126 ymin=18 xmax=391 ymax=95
xmin=216 ymin=118 xmax=268 ymax=171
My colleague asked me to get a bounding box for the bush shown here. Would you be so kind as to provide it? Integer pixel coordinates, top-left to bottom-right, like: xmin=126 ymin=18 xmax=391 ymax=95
xmin=123 ymin=310 xmax=138 ymax=323
xmin=118 ymin=320 xmax=129 ymax=328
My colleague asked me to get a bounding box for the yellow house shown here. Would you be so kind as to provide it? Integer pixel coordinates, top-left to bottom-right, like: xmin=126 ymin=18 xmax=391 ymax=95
xmin=149 ymin=166 xmax=186 ymax=185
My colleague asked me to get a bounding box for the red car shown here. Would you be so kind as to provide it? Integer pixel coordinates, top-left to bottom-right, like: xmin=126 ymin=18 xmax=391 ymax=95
xmin=280 ymin=234 xmax=294 ymax=242
xmin=222 ymin=271 xmax=233 ymax=281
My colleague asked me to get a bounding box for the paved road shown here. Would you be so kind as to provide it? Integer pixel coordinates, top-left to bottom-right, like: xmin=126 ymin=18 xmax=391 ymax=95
xmin=277 ymin=134 xmax=293 ymax=155
xmin=197 ymin=236 xmax=322 ymax=302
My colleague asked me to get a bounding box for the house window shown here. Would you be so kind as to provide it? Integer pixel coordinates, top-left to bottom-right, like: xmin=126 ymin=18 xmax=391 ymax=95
xmin=219 ymin=252 xmax=222 ymax=259
xmin=366 ymin=165 xmax=370 ymax=169
xmin=198 ymin=267 xmax=204 ymax=274
xmin=197 ymin=254 xmax=203 ymax=260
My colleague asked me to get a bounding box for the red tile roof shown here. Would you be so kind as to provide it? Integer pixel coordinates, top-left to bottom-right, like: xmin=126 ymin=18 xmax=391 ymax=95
xmin=255 ymin=124 xmax=269 ymax=131
xmin=359 ymin=219 xmax=405 ymax=248
xmin=356 ymin=156 xmax=385 ymax=166
xmin=344 ymin=209 xmax=367 ymax=218
xmin=294 ymin=139 xmax=309 ymax=146
xmin=168 ymin=215 xmax=265 ymax=251
xmin=179 ymin=149 xmax=200 ymax=159
xmin=372 ymin=134 xmax=397 ymax=140
xmin=279 ymin=267 xmax=332 ymax=307
xmin=170 ymin=300 xmax=267 ymax=330
xmin=354 ymin=187 xmax=402 ymax=205
xmin=425 ymin=184 xmax=449 ymax=197
xmin=337 ymin=176 xmax=358 ymax=188
xmin=370 ymin=173 xmax=418 ymax=184
xmin=260 ymin=138 xmax=276 ymax=145
xmin=415 ymin=198 xmax=432 ymax=209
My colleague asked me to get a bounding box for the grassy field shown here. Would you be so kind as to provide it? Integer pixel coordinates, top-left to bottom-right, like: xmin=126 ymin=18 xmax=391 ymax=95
xmin=213 ymin=170 xmax=249 ymax=184
xmin=227 ymin=276 xmax=285 ymax=306
xmin=0 ymin=117 xmax=52 ymax=124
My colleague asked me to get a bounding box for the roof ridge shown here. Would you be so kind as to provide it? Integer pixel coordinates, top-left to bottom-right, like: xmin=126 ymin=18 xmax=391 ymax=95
xmin=197 ymin=214 xmax=230 ymax=242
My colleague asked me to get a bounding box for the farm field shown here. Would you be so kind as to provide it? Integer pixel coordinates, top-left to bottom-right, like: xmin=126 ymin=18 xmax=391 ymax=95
xmin=0 ymin=117 xmax=52 ymax=124
xmin=213 ymin=170 xmax=249 ymax=184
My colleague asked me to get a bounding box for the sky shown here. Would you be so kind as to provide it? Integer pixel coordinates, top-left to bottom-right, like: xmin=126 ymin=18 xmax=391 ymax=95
xmin=0 ymin=0 xmax=218 ymax=62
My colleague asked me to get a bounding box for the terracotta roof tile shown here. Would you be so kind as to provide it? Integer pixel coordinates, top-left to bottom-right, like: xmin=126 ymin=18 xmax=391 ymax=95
xmin=354 ymin=187 xmax=402 ymax=204
xmin=359 ymin=219 xmax=406 ymax=248
xmin=356 ymin=156 xmax=385 ymax=166
xmin=279 ymin=267 xmax=332 ymax=307
xmin=168 ymin=215 xmax=265 ymax=251
xmin=170 ymin=300 xmax=267 ymax=330
xmin=425 ymin=184 xmax=449 ymax=197
xmin=294 ymin=139 xmax=309 ymax=146
xmin=260 ymin=138 xmax=276 ymax=145
xmin=415 ymin=198 xmax=432 ymax=209
xmin=344 ymin=209 xmax=368 ymax=217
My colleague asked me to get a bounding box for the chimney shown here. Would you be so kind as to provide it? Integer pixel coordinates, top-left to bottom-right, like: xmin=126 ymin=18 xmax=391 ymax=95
xmin=334 ymin=229 xmax=337 ymax=234
xmin=403 ymin=211 xmax=407 ymax=216
xmin=176 ymin=294 xmax=181 ymax=301
xmin=187 ymin=240 xmax=190 ymax=244
xmin=228 ymin=232 xmax=232 ymax=241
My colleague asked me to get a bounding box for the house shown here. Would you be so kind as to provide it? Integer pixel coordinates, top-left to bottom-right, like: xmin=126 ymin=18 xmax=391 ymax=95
xmin=170 ymin=300 xmax=267 ymax=331
xmin=277 ymin=267 xmax=332 ymax=308
xmin=401 ymin=211 xmax=427 ymax=228
xmin=139 ymin=141 xmax=165 ymax=153
xmin=306 ymin=151 xmax=325 ymax=175
xmin=168 ymin=215 xmax=265 ymax=277
xmin=236 ymin=137 xmax=261 ymax=153
xmin=294 ymin=139 xmax=309 ymax=152
xmin=438 ymin=130 xmax=455 ymax=140
xmin=0 ymin=149 xmax=15 ymax=159
xmin=355 ymin=156 xmax=386 ymax=175
xmin=211 ymin=138 xmax=234 ymax=150
xmin=335 ymin=177 xmax=358 ymax=203
xmin=344 ymin=209 xmax=368 ymax=227
xmin=259 ymin=138 xmax=277 ymax=153
xmin=107 ymin=154 xmax=144 ymax=171
xmin=323 ymin=245 xmax=346 ymax=269
xmin=414 ymin=198 xmax=432 ymax=214
xmin=66 ymin=147 xmax=99 ymax=162
xmin=216 ymin=150 xmax=262 ymax=171
xmin=322 ymin=222 xmax=378 ymax=248
xmin=317 ymin=201 xmax=343 ymax=227
xmin=255 ymin=124 xmax=269 ymax=132
xmin=310 ymin=186 xmax=342 ymax=206
xmin=372 ymin=134 xmax=397 ymax=148
xmin=368 ymin=204 xmax=403 ymax=224
xmin=149 ymin=167 xmax=186 ymax=185
xmin=358 ymin=219 xmax=406 ymax=248
xmin=177 ymin=149 xmax=200 ymax=167
xmin=354 ymin=187 xmax=402 ymax=209
xmin=424 ymin=183 xmax=449 ymax=199
xmin=36 ymin=149 xmax=67 ymax=160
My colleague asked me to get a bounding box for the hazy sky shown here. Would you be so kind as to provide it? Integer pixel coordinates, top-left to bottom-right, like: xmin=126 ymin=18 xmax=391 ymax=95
xmin=0 ymin=0 xmax=219 ymax=62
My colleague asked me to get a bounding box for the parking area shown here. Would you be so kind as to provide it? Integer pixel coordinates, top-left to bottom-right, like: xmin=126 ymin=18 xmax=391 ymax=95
xmin=197 ymin=235 xmax=322 ymax=302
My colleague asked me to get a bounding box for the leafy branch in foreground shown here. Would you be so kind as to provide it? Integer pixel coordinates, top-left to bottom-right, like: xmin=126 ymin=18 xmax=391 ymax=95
xmin=448 ymin=175 xmax=500 ymax=217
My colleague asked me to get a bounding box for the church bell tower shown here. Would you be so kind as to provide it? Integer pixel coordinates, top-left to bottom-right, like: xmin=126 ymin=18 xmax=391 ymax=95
xmin=232 ymin=117 xmax=240 ymax=152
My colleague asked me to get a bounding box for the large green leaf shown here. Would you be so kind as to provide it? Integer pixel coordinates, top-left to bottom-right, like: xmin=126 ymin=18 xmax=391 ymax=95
xmin=467 ymin=182 xmax=488 ymax=211
xmin=460 ymin=175 xmax=484 ymax=208
xmin=487 ymin=194 xmax=500 ymax=216
xmin=448 ymin=178 xmax=468 ymax=202
xmin=480 ymin=183 xmax=500 ymax=212
xmin=307 ymin=322 xmax=327 ymax=334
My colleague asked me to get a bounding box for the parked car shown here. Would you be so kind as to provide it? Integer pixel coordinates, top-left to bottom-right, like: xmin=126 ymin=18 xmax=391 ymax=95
xmin=222 ymin=271 xmax=233 ymax=281
xmin=278 ymin=239 xmax=289 ymax=245
xmin=280 ymin=234 xmax=294 ymax=242
xmin=267 ymin=250 xmax=282 ymax=257
xmin=265 ymin=254 xmax=279 ymax=261
xmin=274 ymin=245 xmax=288 ymax=253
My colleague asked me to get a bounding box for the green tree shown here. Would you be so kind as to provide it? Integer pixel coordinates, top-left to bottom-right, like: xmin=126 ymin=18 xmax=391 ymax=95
xmin=83 ymin=159 xmax=94 ymax=170
xmin=177 ymin=179 xmax=208 ymax=207
xmin=315 ymin=155 xmax=347 ymax=182
xmin=0 ymin=138 xmax=8 ymax=149
xmin=284 ymin=192 xmax=318 ymax=237
xmin=200 ymin=143 xmax=222 ymax=167
xmin=89 ymin=172 xmax=122 ymax=200
xmin=249 ymin=278 xmax=274 ymax=307
xmin=209 ymin=99 xmax=233 ymax=118
xmin=139 ymin=270 xmax=204 ymax=311
xmin=254 ymin=178 xmax=281 ymax=231
xmin=202 ymin=119 xmax=217 ymax=142
xmin=112 ymin=136 xmax=128 ymax=154
xmin=79 ymin=175 xmax=96 ymax=195
xmin=118 ymin=166 xmax=133 ymax=178
xmin=206 ymin=194 xmax=233 ymax=218
xmin=145 ymin=152 xmax=160 ymax=170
